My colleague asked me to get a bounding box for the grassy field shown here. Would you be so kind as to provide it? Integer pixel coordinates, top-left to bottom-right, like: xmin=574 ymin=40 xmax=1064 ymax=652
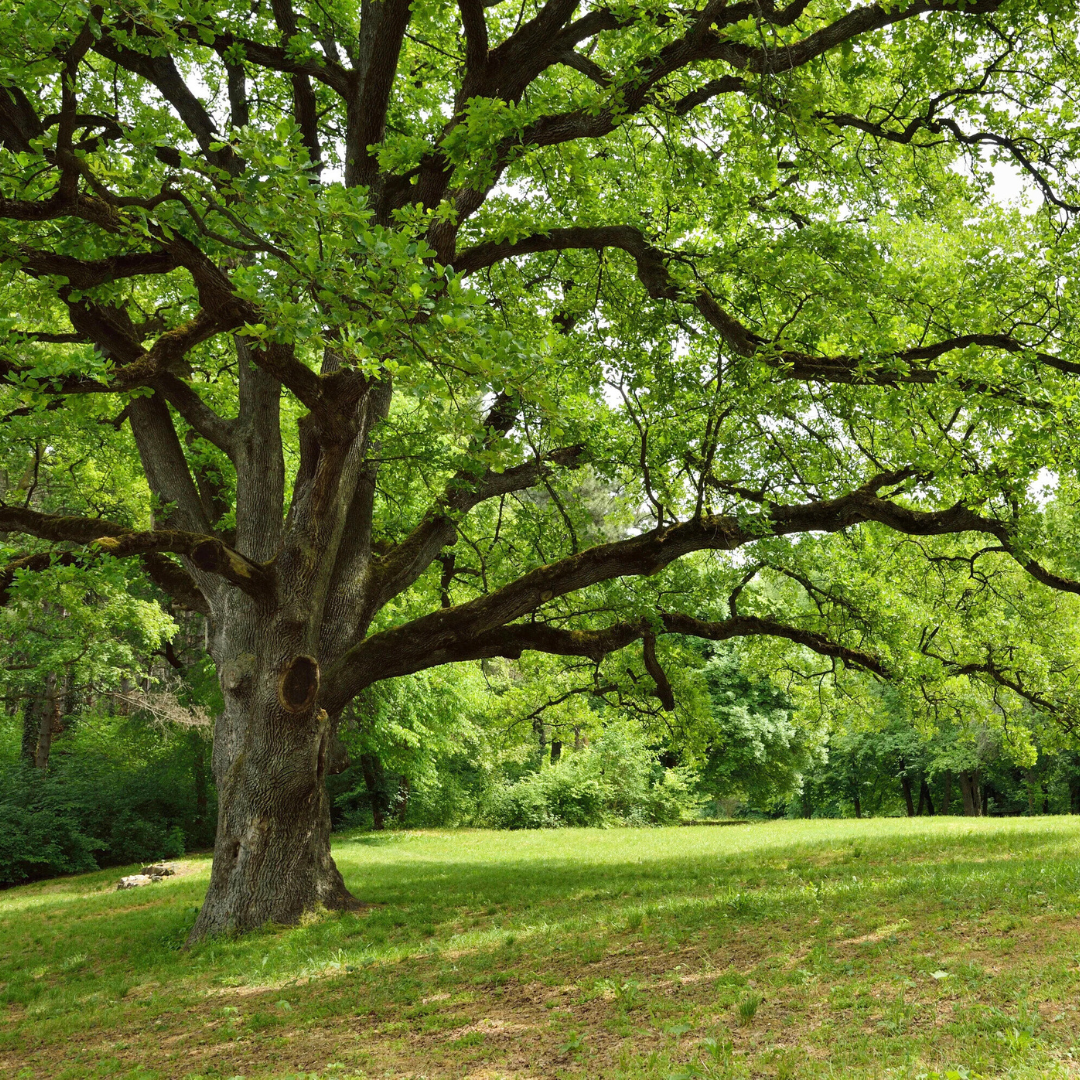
xmin=2 ymin=818 xmax=1080 ymax=1079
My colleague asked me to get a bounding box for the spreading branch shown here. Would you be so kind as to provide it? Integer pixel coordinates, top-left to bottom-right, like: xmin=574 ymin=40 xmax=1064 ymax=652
xmin=0 ymin=505 xmax=270 ymax=597
xmin=325 ymin=471 xmax=1071 ymax=706
xmin=456 ymin=226 xmax=1079 ymax=387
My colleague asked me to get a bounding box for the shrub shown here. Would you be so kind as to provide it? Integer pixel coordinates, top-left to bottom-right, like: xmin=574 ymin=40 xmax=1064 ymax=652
xmin=0 ymin=713 xmax=214 ymax=886
xmin=481 ymin=723 xmax=702 ymax=829
xmin=0 ymin=785 xmax=100 ymax=883
xmin=484 ymin=755 xmax=609 ymax=829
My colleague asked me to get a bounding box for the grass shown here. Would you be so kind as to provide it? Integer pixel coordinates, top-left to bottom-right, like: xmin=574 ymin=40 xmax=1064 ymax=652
xmin=2 ymin=817 xmax=1080 ymax=1079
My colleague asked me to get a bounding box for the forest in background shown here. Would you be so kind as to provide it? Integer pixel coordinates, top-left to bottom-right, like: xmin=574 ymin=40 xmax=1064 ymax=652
xmin=5 ymin=494 xmax=1080 ymax=888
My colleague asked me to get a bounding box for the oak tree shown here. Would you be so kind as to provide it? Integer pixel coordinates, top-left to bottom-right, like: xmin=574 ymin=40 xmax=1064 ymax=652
xmin=2 ymin=0 xmax=1079 ymax=939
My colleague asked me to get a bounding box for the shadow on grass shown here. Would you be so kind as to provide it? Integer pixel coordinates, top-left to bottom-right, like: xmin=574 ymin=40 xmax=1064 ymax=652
xmin=3 ymin=819 xmax=1079 ymax=1020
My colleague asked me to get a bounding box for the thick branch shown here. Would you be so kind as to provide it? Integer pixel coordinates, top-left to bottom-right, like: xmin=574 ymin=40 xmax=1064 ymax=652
xmin=152 ymin=374 xmax=237 ymax=457
xmin=642 ymin=631 xmax=676 ymax=711
xmin=329 ymin=471 xmax=1075 ymax=705
xmin=0 ymin=505 xmax=268 ymax=596
xmin=457 ymin=225 xmax=1079 ymax=385
xmin=326 ymin=605 xmax=888 ymax=707
xmin=458 ymin=0 xmax=489 ymax=70
xmin=92 ymin=35 xmax=243 ymax=174
xmin=16 ymin=247 xmax=177 ymax=288
xmin=348 ymin=0 xmax=413 ymax=190
xmin=141 ymin=553 xmax=210 ymax=615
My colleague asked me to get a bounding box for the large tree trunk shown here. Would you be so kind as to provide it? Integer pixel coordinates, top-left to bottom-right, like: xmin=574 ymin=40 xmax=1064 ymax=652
xmin=188 ymin=604 xmax=357 ymax=942
xmin=917 ymin=779 xmax=934 ymax=816
xmin=190 ymin=702 xmax=355 ymax=939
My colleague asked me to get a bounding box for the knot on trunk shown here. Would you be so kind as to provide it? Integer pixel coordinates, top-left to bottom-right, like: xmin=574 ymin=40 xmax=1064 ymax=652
xmin=278 ymin=654 xmax=320 ymax=713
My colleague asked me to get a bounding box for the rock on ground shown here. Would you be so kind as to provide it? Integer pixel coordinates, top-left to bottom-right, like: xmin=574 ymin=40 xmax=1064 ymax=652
xmin=116 ymin=864 xmax=178 ymax=890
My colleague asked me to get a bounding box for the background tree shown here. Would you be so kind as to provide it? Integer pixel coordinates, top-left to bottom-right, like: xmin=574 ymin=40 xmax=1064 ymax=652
xmin=2 ymin=0 xmax=1080 ymax=940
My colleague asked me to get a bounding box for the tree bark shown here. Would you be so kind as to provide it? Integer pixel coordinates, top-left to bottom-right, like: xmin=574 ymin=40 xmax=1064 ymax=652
xmin=942 ymin=770 xmax=952 ymax=815
xmin=917 ymin=779 xmax=934 ymax=816
xmin=360 ymin=752 xmax=386 ymax=831
xmin=550 ymin=739 xmax=562 ymax=763
xmin=899 ymin=758 xmax=916 ymax=817
xmin=20 ymin=693 xmax=41 ymax=765
xmin=853 ymin=792 xmax=862 ymax=819
xmin=534 ymin=717 xmax=547 ymax=763
xmin=192 ymin=730 xmax=209 ymax=829
xmin=33 ymin=672 xmax=62 ymax=770
xmin=959 ymin=770 xmax=982 ymax=817
xmin=188 ymin=603 xmax=359 ymax=942
xmin=190 ymin=701 xmax=356 ymax=938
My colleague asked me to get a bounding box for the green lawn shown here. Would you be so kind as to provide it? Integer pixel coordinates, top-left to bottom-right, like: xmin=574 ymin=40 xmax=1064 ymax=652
xmin=3 ymin=818 xmax=1080 ymax=1079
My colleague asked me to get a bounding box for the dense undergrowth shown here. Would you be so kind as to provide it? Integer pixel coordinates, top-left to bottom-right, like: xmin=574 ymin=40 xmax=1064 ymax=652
xmin=0 ymin=713 xmax=215 ymax=886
